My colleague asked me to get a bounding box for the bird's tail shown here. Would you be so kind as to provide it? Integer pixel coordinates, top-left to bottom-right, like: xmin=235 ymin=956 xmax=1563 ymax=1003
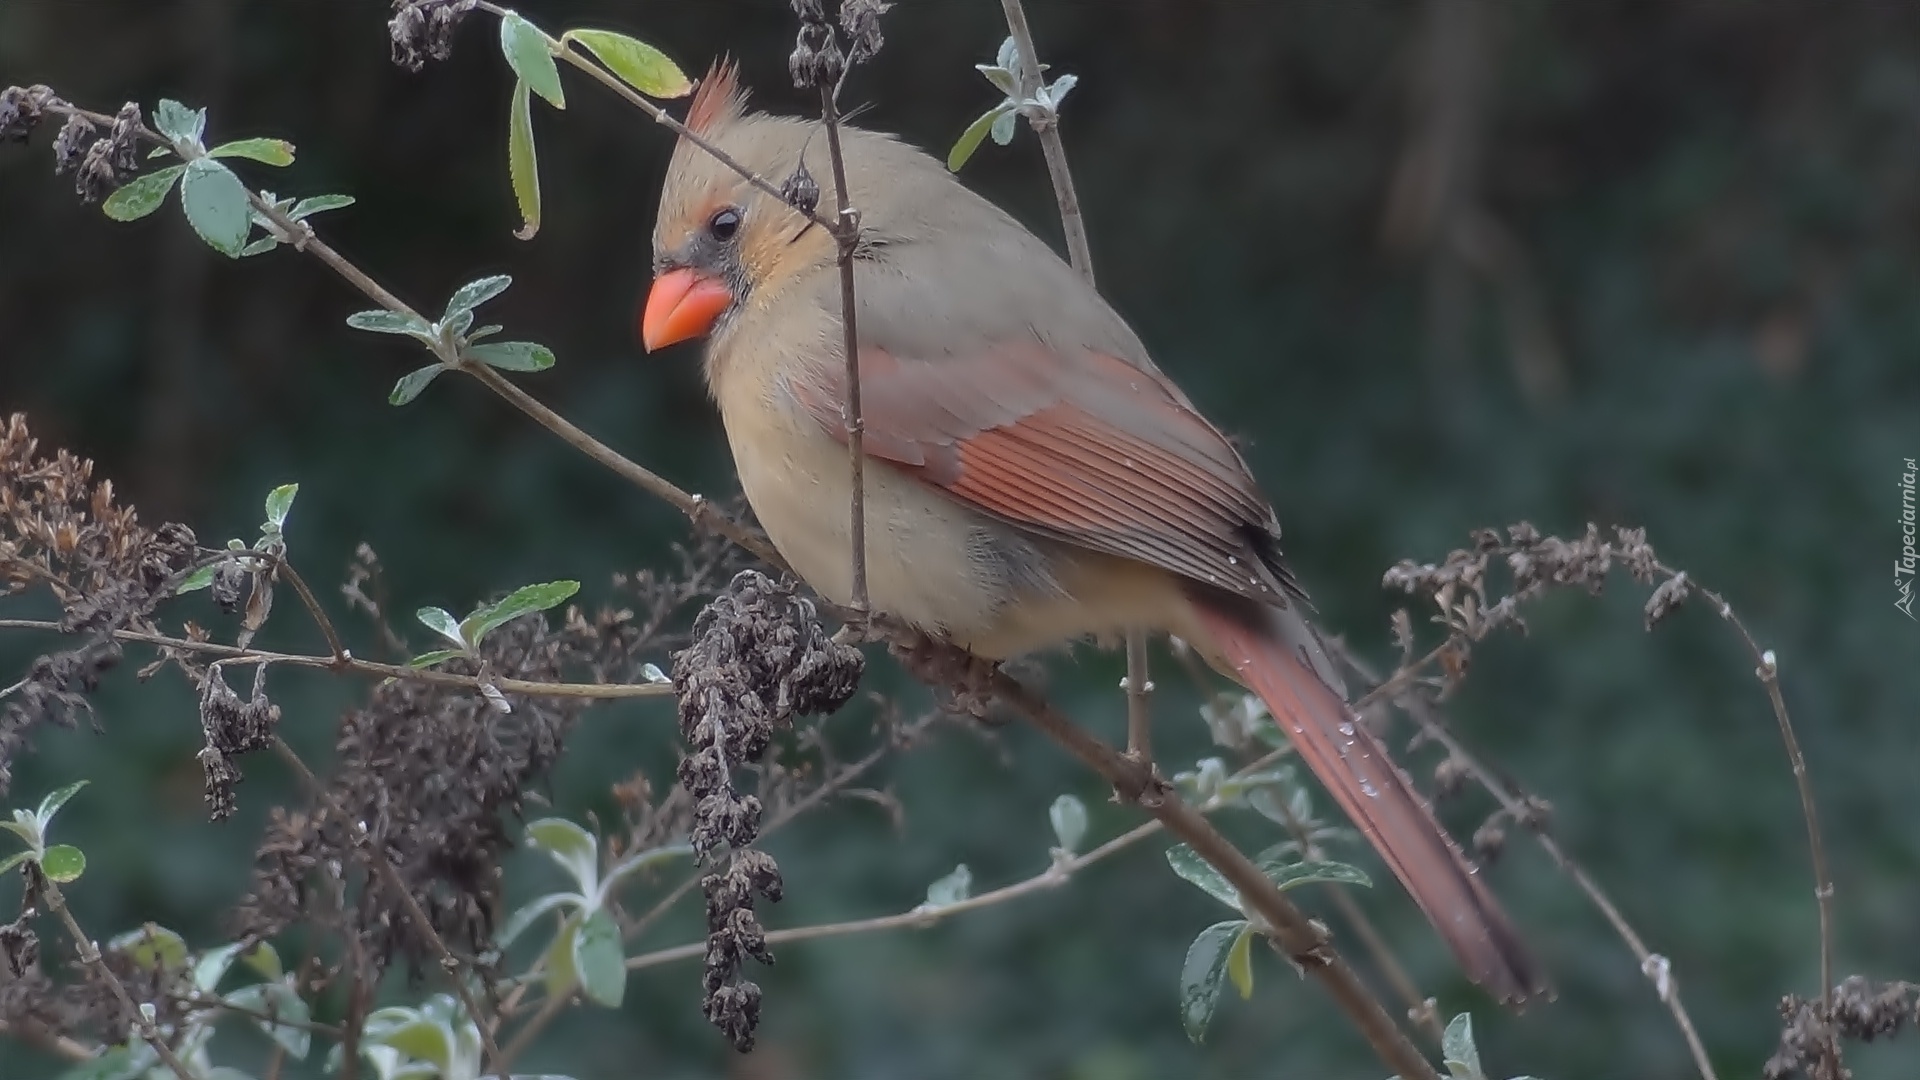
xmin=1189 ymin=599 xmax=1548 ymax=1005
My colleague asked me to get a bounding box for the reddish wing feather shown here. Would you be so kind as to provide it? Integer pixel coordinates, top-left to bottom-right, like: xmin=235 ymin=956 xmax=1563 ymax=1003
xmin=791 ymin=343 xmax=1290 ymax=602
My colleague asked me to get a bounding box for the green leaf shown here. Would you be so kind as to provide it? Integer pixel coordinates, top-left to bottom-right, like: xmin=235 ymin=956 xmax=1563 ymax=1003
xmin=572 ymin=909 xmax=626 ymax=1008
xmin=208 ymin=138 xmax=295 ymax=166
xmin=366 ymin=1016 xmax=455 ymax=1074
xmin=459 ymin=580 xmax=579 ymax=646
xmin=36 ymin=779 xmax=89 ymax=826
xmin=1257 ymin=857 xmax=1372 ymax=893
xmin=54 ymin=1044 xmax=154 ymax=1080
xmin=500 ymin=13 xmax=565 ymax=108
xmin=507 ymin=80 xmax=541 ymax=240
xmin=466 ymin=341 xmax=555 ymax=371
xmin=921 ymin=863 xmax=972 ymax=908
xmin=525 ymin=817 xmax=598 ymax=894
xmin=0 ymin=816 xmax=35 ymax=845
xmin=178 ymin=157 xmax=253 ymax=257
xmin=443 ymin=275 xmax=512 ymax=320
xmin=1442 ymin=1013 xmax=1484 ymax=1079
xmin=289 ymin=194 xmax=354 ymax=220
xmin=263 ymin=483 xmax=298 ymax=529
xmin=0 ymin=851 xmax=33 ymax=876
xmin=106 ymin=925 xmax=188 ymax=971
xmin=346 ymin=309 xmax=434 ymax=337
xmin=561 ymin=29 xmax=691 ymax=98
xmin=389 ymin=363 xmax=447 ymax=406
xmin=406 ymin=648 xmax=466 ymax=669
xmin=1165 ymin=844 xmax=1241 ymax=912
xmin=40 ymin=844 xmax=85 ymax=883
xmin=239 ymin=236 xmax=280 ymax=257
xmin=1179 ymin=920 xmax=1246 ymax=1043
xmin=101 ymin=164 xmax=185 ymax=221
xmin=224 ymin=979 xmax=312 ymax=1061
xmin=542 ymin=915 xmax=581 ymax=1001
xmin=1049 ymin=793 xmax=1087 ymax=853
xmin=242 ymin=941 xmax=282 ymax=981
xmin=1225 ymin=922 xmax=1255 ymax=1000
xmin=153 ymin=99 xmax=205 ymax=146
xmin=498 ymin=892 xmax=581 ymax=950
xmin=416 ymin=606 xmax=466 ymax=649
xmin=176 ymin=564 xmax=217 ymax=593
xmin=948 ymin=104 xmax=1011 ymax=172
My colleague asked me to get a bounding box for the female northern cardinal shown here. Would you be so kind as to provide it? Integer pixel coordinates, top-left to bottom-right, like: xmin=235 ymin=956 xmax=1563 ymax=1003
xmin=643 ymin=63 xmax=1544 ymax=1004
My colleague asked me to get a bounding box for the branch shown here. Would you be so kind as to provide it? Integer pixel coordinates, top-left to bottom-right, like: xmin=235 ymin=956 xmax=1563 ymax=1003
xmin=0 ymin=619 xmax=672 ymax=701
xmin=270 ymin=739 xmax=507 ymax=1075
xmin=40 ymin=878 xmax=196 ymax=1080
xmin=627 ymin=820 xmax=1162 ymax=972
xmin=818 ymin=84 xmax=869 ymax=617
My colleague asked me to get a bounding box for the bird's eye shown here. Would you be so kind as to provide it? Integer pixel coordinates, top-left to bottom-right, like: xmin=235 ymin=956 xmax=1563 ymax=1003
xmin=707 ymin=207 xmax=741 ymax=242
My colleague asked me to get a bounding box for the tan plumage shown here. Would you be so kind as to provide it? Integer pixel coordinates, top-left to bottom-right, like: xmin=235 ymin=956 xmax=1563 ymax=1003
xmin=646 ymin=63 xmax=1546 ymax=1003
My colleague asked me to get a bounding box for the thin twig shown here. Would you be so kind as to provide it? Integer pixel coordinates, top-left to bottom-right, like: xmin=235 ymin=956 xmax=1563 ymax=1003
xmin=1694 ymin=581 xmax=1835 ymax=1056
xmin=1337 ymin=644 xmax=1719 ymax=1080
xmin=0 ymin=618 xmax=672 ymax=700
xmin=271 ymin=555 xmax=347 ymax=664
xmin=994 ymin=0 xmax=1155 ymax=770
xmin=627 ymin=821 xmax=1161 ymax=972
xmin=817 ymin=84 xmax=869 ymax=617
xmin=270 ymin=738 xmax=507 ymax=1075
xmin=40 ymin=878 xmax=196 ymax=1080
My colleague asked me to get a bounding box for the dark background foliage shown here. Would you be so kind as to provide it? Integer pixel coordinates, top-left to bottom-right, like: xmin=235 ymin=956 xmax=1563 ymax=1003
xmin=3 ymin=1 xmax=1917 ymax=1077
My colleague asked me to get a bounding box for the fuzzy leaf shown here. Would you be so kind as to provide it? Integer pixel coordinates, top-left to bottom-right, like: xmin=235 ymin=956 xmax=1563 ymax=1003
xmin=193 ymin=941 xmax=247 ymax=995
xmin=36 ymin=779 xmax=89 ymax=826
xmin=1442 ymin=1012 xmax=1484 ymax=1079
xmin=346 ymin=309 xmax=434 ymax=337
xmin=179 ymin=158 xmax=252 ymax=257
xmin=921 ymin=863 xmax=972 ymax=909
xmin=289 ymin=194 xmax=354 ymax=220
xmin=526 ymin=817 xmax=599 ymax=895
xmin=500 ymin=12 xmax=565 ymax=108
xmin=176 ymin=564 xmax=217 ymax=593
xmin=498 ymin=892 xmax=581 ymax=951
xmin=1049 ymin=794 xmax=1087 ymax=853
xmin=443 ymin=275 xmax=512 ymax=320
xmin=572 ymin=909 xmax=626 ymax=1007
xmin=990 ymin=108 xmax=1018 ymax=146
xmin=208 ymin=138 xmax=295 ymax=166
xmin=460 ymin=580 xmax=579 ymax=646
xmin=242 ymin=942 xmax=282 ymax=981
xmin=1256 ymin=857 xmax=1372 ymax=893
xmin=562 ymin=29 xmax=691 ymax=97
xmin=224 ymin=979 xmax=312 ymax=1060
xmin=542 ymin=916 xmax=580 ymax=1001
xmin=466 ymin=341 xmax=555 ymax=372
xmin=153 ymin=99 xmax=205 ymax=145
xmin=406 ymin=648 xmax=465 ymax=669
xmin=507 ymin=80 xmax=541 ymax=240
xmin=1225 ymin=921 xmax=1255 ymax=1000
xmin=597 ymin=842 xmax=694 ymax=904
xmin=239 ymin=236 xmax=280 ymax=257
xmin=389 ymin=363 xmax=447 ymax=406
xmin=263 ymin=483 xmax=298 ymax=529
xmin=415 ymin=606 xmax=465 ymax=649
xmin=0 ymin=851 xmax=34 ymax=876
xmin=1165 ymin=844 xmax=1241 ymax=912
xmin=101 ymin=165 xmax=185 ymax=221
xmin=1179 ymin=920 xmax=1246 ymax=1043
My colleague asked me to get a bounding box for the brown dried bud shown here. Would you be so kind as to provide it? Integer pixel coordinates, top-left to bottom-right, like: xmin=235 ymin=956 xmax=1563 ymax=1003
xmin=50 ymin=113 xmax=96 ymax=177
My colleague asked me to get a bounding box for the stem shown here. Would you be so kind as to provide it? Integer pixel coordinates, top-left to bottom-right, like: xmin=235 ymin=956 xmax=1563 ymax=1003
xmin=0 ymin=619 xmax=672 ymax=700
xmin=41 ymin=878 xmax=196 ymax=1080
xmin=272 ymin=554 xmax=346 ymax=664
xmin=818 ymin=85 xmax=869 ymax=617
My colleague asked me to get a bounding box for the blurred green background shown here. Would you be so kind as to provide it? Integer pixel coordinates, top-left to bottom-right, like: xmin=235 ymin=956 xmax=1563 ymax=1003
xmin=3 ymin=1 xmax=1917 ymax=1077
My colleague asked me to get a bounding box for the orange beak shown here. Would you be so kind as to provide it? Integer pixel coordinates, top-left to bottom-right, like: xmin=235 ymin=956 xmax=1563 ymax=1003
xmin=641 ymin=267 xmax=734 ymax=352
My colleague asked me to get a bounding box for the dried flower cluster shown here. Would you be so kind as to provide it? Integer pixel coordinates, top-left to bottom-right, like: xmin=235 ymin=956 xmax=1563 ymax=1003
xmin=0 ymin=85 xmax=57 ymax=144
xmin=388 ymin=0 xmax=478 ymax=72
xmin=0 ymin=897 xmax=190 ymax=1050
xmin=1 ymin=414 xmax=201 ymax=793
xmin=672 ymin=569 xmax=862 ymax=1050
xmin=789 ymin=0 xmax=890 ymax=92
xmin=1383 ymin=522 xmax=1688 ymax=642
xmin=1766 ymin=976 xmax=1920 ymax=1080
xmin=197 ymin=663 xmax=283 ymax=820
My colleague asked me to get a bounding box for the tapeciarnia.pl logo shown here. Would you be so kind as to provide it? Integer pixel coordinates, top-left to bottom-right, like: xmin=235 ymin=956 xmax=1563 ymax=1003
xmin=1900 ymin=457 xmax=1917 ymax=620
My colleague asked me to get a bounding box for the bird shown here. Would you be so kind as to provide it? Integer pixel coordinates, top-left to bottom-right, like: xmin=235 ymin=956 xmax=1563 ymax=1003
xmin=641 ymin=61 xmax=1546 ymax=1004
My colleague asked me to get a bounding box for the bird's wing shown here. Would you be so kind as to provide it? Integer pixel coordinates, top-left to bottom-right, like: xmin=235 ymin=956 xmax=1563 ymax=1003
xmin=787 ymin=341 xmax=1301 ymax=605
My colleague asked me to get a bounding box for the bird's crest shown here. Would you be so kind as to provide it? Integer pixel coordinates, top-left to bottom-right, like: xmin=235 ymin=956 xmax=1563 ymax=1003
xmin=686 ymin=58 xmax=747 ymax=137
